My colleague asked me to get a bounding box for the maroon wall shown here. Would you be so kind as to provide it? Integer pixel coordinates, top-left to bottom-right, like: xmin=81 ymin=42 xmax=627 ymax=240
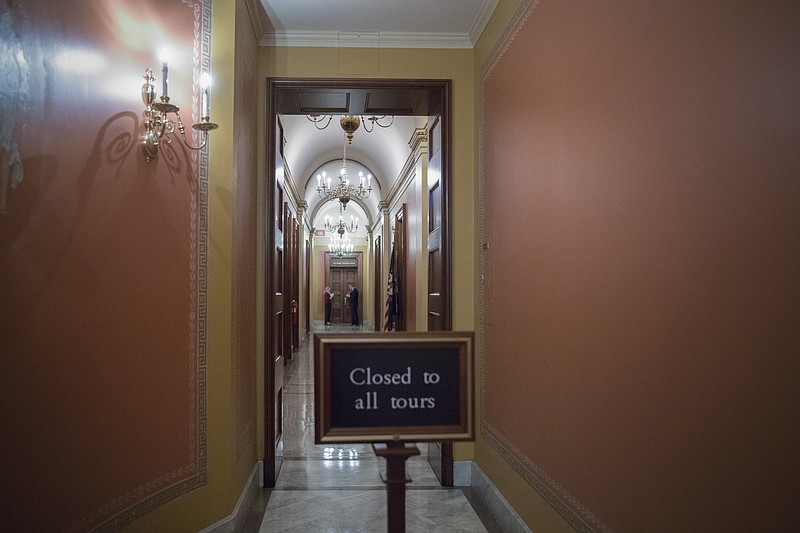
xmin=0 ymin=1 xmax=209 ymax=531
xmin=481 ymin=1 xmax=800 ymax=531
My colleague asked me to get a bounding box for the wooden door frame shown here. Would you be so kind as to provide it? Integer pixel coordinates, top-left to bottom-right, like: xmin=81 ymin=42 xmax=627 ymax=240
xmin=304 ymin=238 xmax=311 ymax=334
xmin=263 ymin=77 xmax=452 ymax=487
xmin=325 ymin=251 xmax=363 ymax=324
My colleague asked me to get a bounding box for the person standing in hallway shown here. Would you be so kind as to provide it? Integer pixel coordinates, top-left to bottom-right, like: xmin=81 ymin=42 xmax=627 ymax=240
xmin=347 ymin=283 xmax=359 ymax=326
xmin=323 ymin=286 xmax=334 ymax=325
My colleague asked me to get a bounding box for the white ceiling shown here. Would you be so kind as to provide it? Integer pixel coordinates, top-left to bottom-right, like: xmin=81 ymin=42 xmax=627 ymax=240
xmin=259 ymin=0 xmax=499 ymax=48
xmin=262 ymin=0 xmax=499 ymax=231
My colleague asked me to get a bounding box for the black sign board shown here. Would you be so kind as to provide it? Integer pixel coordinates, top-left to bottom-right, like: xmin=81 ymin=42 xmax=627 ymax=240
xmin=314 ymin=332 xmax=474 ymax=443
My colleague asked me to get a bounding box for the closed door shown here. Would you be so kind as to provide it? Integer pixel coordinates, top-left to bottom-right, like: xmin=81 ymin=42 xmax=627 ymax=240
xmin=330 ymin=267 xmax=357 ymax=323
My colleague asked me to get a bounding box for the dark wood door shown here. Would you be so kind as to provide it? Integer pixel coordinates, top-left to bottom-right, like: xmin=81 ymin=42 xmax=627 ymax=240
xmin=393 ymin=207 xmax=406 ymax=331
xmin=330 ymin=266 xmax=357 ymax=323
xmin=426 ymin=115 xmax=453 ymax=486
xmin=330 ymin=267 xmax=346 ymax=323
xmin=283 ymin=204 xmax=294 ymax=359
xmin=305 ymin=239 xmax=311 ymax=333
xmin=264 ymin=118 xmax=286 ymax=487
xmin=428 ymin=181 xmax=443 ymax=330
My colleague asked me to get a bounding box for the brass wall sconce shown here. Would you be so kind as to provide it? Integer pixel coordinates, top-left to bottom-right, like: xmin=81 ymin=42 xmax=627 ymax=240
xmin=140 ymin=63 xmax=217 ymax=162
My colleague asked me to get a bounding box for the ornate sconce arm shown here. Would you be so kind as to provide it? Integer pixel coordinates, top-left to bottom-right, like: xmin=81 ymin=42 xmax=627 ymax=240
xmin=140 ymin=67 xmax=217 ymax=162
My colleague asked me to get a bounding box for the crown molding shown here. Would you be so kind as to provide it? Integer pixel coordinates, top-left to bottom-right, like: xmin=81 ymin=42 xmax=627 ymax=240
xmin=260 ymin=30 xmax=475 ymax=49
xmin=469 ymin=0 xmax=500 ymax=45
xmin=243 ymin=0 xmax=269 ymax=42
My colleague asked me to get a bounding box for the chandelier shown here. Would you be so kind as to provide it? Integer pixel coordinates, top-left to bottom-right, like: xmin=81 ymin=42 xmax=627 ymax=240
xmin=316 ymin=141 xmax=372 ymax=208
xmin=324 ymin=207 xmax=358 ymax=235
xmin=329 ymin=234 xmax=354 ymax=257
xmin=307 ymin=114 xmax=394 ymax=143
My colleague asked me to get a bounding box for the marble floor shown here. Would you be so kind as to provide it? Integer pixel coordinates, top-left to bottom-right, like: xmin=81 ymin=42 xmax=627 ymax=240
xmin=241 ymin=323 xmax=503 ymax=533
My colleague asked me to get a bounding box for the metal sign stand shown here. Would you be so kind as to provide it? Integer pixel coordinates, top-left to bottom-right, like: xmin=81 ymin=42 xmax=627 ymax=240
xmin=373 ymin=442 xmax=421 ymax=533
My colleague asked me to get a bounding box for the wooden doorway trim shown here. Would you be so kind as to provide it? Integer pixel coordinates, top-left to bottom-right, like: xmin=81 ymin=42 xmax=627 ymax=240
xmin=263 ymin=77 xmax=453 ymax=487
xmin=325 ymin=251 xmax=363 ymax=325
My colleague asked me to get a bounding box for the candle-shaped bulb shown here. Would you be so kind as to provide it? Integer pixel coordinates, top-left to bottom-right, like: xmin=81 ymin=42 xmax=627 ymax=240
xmin=317 ymin=174 xmax=322 ymax=187
xmin=160 ymin=48 xmax=170 ymax=98
xmin=200 ymin=72 xmax=211 ymax=118
xmin=367 ymin=173 xmax=372 ymax=188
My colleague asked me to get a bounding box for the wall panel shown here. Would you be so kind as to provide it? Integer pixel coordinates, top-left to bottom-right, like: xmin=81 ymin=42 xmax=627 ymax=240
xmin=0 ymin=1 xmax=210 ymax=530
xmin=480 ymin=0 xmax=800 ymax=531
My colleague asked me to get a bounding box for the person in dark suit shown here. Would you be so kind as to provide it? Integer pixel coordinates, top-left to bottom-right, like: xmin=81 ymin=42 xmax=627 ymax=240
xmin=323 ymin=286 xmax=334 ymax=325
xmin=347 ymin=283 xmax=359 ymax=326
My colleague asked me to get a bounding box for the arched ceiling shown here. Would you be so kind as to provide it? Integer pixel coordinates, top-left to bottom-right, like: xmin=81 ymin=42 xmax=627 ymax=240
xmin=280 ymin=114 xmax=423 ymax=230
xmin=271 ymin=81 xmax=449 ymax=233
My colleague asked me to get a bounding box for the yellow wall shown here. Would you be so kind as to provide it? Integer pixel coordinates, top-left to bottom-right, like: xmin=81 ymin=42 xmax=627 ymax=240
xmin=122 ymin=0 xmax=260 ymax=530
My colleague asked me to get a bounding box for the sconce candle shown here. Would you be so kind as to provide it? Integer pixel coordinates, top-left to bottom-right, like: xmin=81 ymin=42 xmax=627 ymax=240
xmin=200 ymin=73 xmax=211 ymax=118
xmin=162 ymin=61 xmax=169 ymax=98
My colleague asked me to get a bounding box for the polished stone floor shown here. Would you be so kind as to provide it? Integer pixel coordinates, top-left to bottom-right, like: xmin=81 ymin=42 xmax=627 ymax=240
xmin=242 ymin=323 xmax=503 ymax=533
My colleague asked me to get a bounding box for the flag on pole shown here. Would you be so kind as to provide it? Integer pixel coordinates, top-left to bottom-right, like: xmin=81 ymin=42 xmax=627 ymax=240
xmin=384 ymin=243 xmax=400 ymax=331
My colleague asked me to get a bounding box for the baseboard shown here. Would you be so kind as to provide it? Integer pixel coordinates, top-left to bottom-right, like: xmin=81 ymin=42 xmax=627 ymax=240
xmin=454 ymin=460 xmax=472 ymax=486
xmin=471 ymin=462 xmax=533 ymax=533
xmin=197 ymin=462 xmax=260 ymax=533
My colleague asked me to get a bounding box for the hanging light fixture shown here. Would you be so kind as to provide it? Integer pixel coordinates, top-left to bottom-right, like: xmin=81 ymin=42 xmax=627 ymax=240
xmin=316 ymin=141 xmax=372 ymax=208
xmin=324 ymin=205 xmax=358 ymax=235
xmin=329 ymin=234 xmax=354 ymax=257
xmin=307 ymin=114 xmax=394 ymax=143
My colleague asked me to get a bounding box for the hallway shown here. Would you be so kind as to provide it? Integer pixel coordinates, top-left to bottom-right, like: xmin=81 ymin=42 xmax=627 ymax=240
xmin=242 ymin=324 xmax=502 ymax=533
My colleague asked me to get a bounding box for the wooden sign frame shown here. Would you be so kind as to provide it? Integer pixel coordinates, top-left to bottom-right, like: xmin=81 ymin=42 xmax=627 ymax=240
xmin=314 ymin=331 xmax=474 ymax=443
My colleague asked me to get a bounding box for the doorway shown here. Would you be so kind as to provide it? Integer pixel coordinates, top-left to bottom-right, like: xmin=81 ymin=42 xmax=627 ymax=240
xmin=263 ymin=78 xmax=453 ymax=487
xmin=328 ymin=267 xmax=352 ymax=324
xmin=327 ymin=251 xmax=362 ymax=324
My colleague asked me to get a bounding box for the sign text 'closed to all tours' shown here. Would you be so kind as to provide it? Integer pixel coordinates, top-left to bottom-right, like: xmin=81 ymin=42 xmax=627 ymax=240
xmin=314 ymin=332 xmax=474 ymax=443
